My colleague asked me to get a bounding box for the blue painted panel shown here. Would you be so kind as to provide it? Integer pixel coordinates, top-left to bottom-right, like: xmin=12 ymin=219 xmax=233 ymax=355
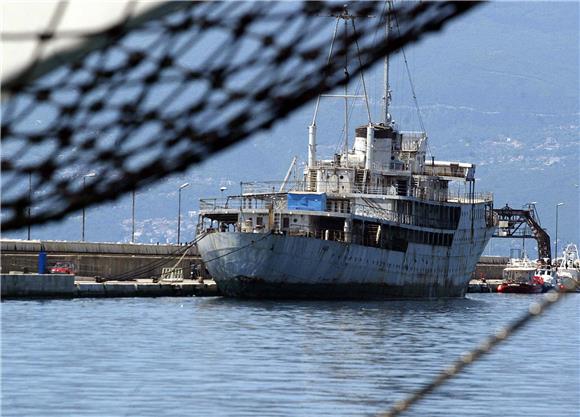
xmin=287 ymin=192 xmax=327 ymax=212
xmin=38 ymin=250 xmax=47 ymax=273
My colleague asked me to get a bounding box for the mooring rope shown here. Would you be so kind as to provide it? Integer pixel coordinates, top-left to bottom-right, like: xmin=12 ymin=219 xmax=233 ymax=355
xmin=111 ymin=233 xmax=205 ymax=281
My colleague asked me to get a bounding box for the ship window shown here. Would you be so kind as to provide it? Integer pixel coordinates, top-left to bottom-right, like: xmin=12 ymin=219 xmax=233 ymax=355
xmin=340 ymin=175 xmax=344 ymax=179
xmin=293 ymin=218 xmax=298 ymax=223
xmin=256 ymin=217 xmax=263 ymax=226
xmin=283 ymin=217 xmax=289 ymax=228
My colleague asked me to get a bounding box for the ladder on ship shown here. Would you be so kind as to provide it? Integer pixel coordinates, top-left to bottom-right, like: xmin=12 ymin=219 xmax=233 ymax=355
xmin=308 ymin=169 xmax=317 ymax=191
xmin=355 ymin=169 xmax=367 ymax=193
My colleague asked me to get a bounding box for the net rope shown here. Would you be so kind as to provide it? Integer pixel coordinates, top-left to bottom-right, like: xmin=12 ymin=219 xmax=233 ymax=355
xmin=377 ymin=290 xmax=570 ymax=417
xmin=1 ymin=1 xmax=480 ymax=231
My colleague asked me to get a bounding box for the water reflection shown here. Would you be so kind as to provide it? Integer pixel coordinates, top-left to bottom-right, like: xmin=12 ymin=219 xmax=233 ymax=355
xmin=2 ymin=294 xmax=578 ymax=417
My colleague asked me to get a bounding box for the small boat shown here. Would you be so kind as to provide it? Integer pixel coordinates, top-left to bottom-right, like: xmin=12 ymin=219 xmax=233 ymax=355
xmin=535 ymin=265 xmax=556 ymax=292
xmin=555 ymin=243 xmax=580 ymax=292
xmin=498 ymin=258 xmax=543 ymax=294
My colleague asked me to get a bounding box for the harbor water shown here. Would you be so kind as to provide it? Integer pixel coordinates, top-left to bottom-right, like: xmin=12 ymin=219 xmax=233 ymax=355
xmin=2 ymin=294 xmax=578 ymax=417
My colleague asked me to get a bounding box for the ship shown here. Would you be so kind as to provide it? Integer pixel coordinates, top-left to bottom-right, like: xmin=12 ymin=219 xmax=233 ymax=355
xmin=556 ymin=243 xmax=580 ymax=292
xmin=195 ymin=5 xmax=497 ymax=299
xmin=497 ymin=257 xmax=543 ymax=294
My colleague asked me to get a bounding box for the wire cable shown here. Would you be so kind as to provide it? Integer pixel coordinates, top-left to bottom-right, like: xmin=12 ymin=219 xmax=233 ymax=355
xmin=377 ymin=290 xmax=570 ymax=417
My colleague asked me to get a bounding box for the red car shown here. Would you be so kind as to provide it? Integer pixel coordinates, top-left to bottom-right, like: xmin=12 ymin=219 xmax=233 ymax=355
xmin=50 ymin=261 xmax=76 ymax=275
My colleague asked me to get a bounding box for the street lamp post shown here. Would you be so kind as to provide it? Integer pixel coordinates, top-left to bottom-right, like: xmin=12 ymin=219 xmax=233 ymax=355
xmin=131 ymin=189 xmax=136 ymax=243
xmin=177 ymin=182 xmax=190 ymax=244
xmin=27 ymin=172 xmax=32 ymax=240
xmin=81 ymin=173 xmax=97 ymax=242
xmin=555 ymin=202 xmax=564 ymax=263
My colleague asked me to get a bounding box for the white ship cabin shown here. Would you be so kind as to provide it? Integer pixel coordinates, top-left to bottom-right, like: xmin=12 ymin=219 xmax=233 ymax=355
xmin=198 ymin=122 xmax=494 ymax=251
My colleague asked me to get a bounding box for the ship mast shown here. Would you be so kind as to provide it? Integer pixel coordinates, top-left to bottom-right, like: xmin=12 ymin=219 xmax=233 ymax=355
xmin=309 ymin=6 xmax=373 ymax=169
xmin=344 ymin=14 xmax=349 ymax=167
xmin=383 ymin=1 xmax=392 ymax=125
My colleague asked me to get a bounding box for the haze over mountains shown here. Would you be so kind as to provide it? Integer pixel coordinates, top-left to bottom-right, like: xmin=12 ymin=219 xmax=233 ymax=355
xmin=10 ymin=2 xmax=579 ymax=257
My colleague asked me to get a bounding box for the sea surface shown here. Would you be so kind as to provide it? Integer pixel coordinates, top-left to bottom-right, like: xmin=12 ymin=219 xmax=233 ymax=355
xmin=2 ymin=293 xmax=579 ymax=417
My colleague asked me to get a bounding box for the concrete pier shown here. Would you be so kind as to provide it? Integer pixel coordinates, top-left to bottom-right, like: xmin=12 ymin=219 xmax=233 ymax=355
xmin=1 ymin=274 xmax=218 ymax=299
xmin=467 ymin=279 xmax=502 ymax=293
xmin=75 ymin=279 xmax=219 ymax=298
xmin=1 ymin=273 xmax=74 ymax=298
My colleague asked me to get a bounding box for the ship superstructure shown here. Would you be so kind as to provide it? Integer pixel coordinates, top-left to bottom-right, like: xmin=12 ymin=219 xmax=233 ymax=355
xmin=196 ymin=5 xmax=497 ymax=299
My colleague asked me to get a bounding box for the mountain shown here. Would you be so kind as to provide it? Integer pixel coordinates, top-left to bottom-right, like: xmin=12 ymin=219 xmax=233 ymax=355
xmin=10 ymin=2 xmax=579 ymax=257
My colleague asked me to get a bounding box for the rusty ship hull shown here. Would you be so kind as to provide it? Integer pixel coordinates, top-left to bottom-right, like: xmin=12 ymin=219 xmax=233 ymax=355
xmin=197 ymin=210 xmax=495 ymax=300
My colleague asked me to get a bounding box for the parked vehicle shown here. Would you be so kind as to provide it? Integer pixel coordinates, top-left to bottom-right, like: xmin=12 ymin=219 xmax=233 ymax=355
xmin=49 ymin=261 xmax=76 ymax=275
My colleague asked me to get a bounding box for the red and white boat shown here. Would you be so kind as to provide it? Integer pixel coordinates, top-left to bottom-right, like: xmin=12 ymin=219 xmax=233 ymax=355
xmin=497 ymin=258 xmax=543 ymax=294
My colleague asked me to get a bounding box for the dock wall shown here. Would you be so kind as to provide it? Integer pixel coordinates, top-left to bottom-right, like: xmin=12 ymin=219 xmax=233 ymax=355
xmin=1 ymin=240 xmax=200 ymax=280
xmin=473 ymin=256 xmax=509 ymax=280
xmin=1 ymin=273 xmax=74 ymax=298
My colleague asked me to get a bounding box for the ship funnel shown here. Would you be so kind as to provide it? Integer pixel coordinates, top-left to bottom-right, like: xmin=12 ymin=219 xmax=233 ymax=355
xmin=308 ymin=124 xmax=317 ymax=168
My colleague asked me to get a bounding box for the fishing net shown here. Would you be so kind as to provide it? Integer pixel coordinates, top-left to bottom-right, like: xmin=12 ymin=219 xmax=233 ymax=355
xmin=1 ymin=1 xmax=479 ymax=231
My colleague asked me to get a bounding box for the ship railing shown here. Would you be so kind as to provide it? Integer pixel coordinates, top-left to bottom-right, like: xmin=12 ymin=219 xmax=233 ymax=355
xmin=447 ymin=192 xmax=493 ymax=204
xmin=286 ymin=228 xmax=345 ymax=242
xmin=200 ymin=198 xmax=237 ymax=210
xmin=200 ymin=196 xmax=270 ymax=210
xmin=422 ymin=165 xmax=470 ymax=178
xmin=200 ymin=194 xmax=292 ymax=211
xmin=368 ymin=161 xmax=412 ymax=175
xmin=400 ymin=131 xmax=427 ymax=151
xmin=203 ymin=184 xmax=493 ymax=209
xmin=241 ymin=181 xmax=306 ymax=194
xmin=351 ymin=184 xmax=400 ymax=196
